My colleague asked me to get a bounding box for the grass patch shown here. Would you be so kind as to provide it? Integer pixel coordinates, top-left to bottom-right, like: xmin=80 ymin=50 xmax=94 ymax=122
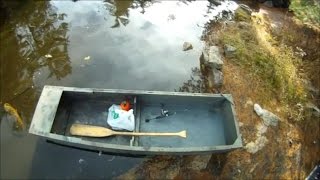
xmin=219 ymin=12 xmax=307 ymax=109
xmin=234 ymin=7 xmax=251 ymax=22
xmin=290 ymin=0 xmax=320 ymax=25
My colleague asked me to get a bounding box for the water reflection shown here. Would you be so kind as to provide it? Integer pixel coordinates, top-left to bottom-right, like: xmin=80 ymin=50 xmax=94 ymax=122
xmin=107 ymin=0 xmax=132 ymax=28
xmin=104 ymin=0 xmax=156 ymax=27
xmin=1 ymin=1 xmax=72 ymax=178
xmin=22 ymin=2 xmax=71 ymax=80
xmin=1 ymin=1 xmax=71 ymax=122
xmin=176 ymin=67 xmax=206 ymax=93
xmin=1 ymin=0 xmax=239 ymax=179
xmin=131 ymin=0 xmax=153 ymax=13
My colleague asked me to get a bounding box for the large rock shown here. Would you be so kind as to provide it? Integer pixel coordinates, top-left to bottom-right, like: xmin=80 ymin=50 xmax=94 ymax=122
xmin=254 ymin=104 xmax=280 ymax=126
xmin=183 ymin=42 xmax=193 ymax=51
xmin=200 ymin=46 xmax=224 ymax=70
xmin=224 ymin=44 xmax=237 ymax=58
xmin=208 ymin=68 xmax=223 ymax=89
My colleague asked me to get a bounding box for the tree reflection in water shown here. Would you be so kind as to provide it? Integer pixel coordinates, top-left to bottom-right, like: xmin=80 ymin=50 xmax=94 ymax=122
xmin=15 ymin=1 xmax=71 ymax=80
xmin=1 ymin=1 xmax=72 ymax=128
xmin=176 ymin=67 xmax=206 ymax=93
xmin=105 ymin=0 xmax=154 ymax=28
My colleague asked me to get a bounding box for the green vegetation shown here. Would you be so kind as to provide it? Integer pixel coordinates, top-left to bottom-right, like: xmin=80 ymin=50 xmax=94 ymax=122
xmin=290 ymin=0 xmax=320 ymax=25
xmin=219 ymin=12 xmax=306 ymax=107
xmin=234 ymin=7 xmax=251 ymax=22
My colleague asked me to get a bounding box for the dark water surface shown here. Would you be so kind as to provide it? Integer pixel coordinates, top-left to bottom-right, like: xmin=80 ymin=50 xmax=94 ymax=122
xmin=0 ymin=0 xmax=237 ymax=178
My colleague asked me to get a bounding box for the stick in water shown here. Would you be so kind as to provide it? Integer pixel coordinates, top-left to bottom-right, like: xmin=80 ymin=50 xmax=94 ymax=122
xmin=70 ymin=124 xmax=187 ymax=138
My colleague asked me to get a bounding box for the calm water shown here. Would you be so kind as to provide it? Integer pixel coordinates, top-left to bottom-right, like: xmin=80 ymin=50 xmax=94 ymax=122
xmin=0 ymin=0 xmax=237 ymax=178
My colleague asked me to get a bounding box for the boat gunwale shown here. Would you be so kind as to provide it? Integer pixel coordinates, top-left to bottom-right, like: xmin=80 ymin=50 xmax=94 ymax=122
xmin=31 ymin=131 xmax=243 ymax=154
xmin=46 ymin=85 xmax=233 ymax=98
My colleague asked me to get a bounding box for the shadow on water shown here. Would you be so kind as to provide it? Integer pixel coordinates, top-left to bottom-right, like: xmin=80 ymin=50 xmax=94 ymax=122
xmin=28 ymin=139 xmax=142 ymax=179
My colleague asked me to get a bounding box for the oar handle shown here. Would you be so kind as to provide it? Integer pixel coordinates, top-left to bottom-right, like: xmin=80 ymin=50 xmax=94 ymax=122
xmin=114 ymin=130 xmax=187 ymax=138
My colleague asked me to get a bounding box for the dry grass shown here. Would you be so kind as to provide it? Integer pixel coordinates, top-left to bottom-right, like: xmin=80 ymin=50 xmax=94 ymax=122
xmin=219 ymin=11 xmax=308 ymax=121
xmin=216 ymin=8 xmax=318 ymax=178
xmin=212 ymin=59 xmax=303 ymax=179
xmin=266 ymin=10 xmax=320 ymax=99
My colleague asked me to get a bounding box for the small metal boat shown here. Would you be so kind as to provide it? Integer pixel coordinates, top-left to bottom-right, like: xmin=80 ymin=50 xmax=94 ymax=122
xmin=29 ymin=85 xmax=242 ymax=155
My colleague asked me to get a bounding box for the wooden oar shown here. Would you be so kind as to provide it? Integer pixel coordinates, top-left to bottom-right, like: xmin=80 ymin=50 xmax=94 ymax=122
xmin=70 ymin=124 xmax=187 ymax=138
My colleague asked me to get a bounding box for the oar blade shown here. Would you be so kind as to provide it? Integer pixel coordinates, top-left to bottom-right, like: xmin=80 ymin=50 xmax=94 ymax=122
xmin=70 ymin=124 xmax=112 ymax=137
xmin=178 ymin=130 xmax=187 ymax=138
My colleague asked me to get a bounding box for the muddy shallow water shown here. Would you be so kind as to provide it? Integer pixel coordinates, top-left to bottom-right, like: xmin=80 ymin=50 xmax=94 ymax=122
xmin=0 ymin=0 xmax=238 ymax=178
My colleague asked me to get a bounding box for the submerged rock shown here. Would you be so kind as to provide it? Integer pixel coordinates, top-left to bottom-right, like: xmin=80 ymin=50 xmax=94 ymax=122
xmin=224 ymin=44 xmax=237 ymax=58
xmin=200 ymin=46 xmax=223 ymax=70
xmin=254 ymin=104 xmax=280 ymax=126
xmin=182 ymin=42 xmax=193 ymax=51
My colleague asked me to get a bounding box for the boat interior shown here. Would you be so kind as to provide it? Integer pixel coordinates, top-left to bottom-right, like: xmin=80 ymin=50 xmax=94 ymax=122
xmin=51 ymin=91 xmax=239 ymax=148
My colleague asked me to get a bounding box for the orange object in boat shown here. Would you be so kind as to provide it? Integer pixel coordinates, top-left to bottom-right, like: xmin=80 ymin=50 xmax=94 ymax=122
xmin=120 ymin=101 xmax=131 ymax=111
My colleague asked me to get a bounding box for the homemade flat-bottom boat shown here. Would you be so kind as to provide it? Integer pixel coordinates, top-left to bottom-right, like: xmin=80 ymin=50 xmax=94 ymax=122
xmin=29 ymin=86 xmax=242 ymax=155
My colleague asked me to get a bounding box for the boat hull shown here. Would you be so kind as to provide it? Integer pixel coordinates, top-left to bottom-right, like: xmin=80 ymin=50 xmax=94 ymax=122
xmin=29 ymin=86 xmax=242 ymax=155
